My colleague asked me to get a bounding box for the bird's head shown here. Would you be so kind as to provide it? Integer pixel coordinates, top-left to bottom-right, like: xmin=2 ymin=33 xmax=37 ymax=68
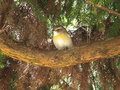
xmin=53 ymin=25 xmax=67 ymax=36
xmin=54 ymin=25 xmax=64 ymax=31
xmin=54 ymin=25 xmax=66 ymax=32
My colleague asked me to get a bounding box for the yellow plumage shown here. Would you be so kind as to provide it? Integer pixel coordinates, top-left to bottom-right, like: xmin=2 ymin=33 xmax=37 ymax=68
xmin=53 ymin=29 xmax=73 ymax=50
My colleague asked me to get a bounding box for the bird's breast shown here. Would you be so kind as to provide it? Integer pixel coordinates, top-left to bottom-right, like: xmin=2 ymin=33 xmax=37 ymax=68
xmin=53 ymin=33 xmax=73 ymax=50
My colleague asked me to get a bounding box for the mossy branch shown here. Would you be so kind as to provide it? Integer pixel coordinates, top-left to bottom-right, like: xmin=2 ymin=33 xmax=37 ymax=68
xmin=0 ymin=34 xmax=120 ymax=67
xmin=87 ymin=0 xmax=120 ymax=17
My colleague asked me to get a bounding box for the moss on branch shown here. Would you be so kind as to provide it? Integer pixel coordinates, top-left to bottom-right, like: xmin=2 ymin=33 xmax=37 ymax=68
xmin=0 ymin=34 xmax=120 ymax=67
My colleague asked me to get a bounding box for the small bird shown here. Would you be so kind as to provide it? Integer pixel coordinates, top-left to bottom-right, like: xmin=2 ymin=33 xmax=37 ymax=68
xmin=53 ymin=26 xmax=73 ymax=50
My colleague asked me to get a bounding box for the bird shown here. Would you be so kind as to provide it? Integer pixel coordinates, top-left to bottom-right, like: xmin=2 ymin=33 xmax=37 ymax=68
xmin=53 ymin=25 xmax=73 ymax=50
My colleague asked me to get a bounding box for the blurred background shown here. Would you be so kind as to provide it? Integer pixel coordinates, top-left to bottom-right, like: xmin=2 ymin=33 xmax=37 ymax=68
xmin=0 ymin=0 xmax=120 ymax=89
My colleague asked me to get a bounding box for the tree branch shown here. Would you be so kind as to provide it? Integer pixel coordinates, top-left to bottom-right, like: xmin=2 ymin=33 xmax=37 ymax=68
xmin=87 ymin=0 xmax=120 ymax=17
xmin=0 ymin=34 xmax=120 ymax=67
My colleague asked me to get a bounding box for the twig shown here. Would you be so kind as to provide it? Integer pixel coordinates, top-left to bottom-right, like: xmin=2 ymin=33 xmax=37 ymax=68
xmin=0 ymin=25 xmax=11 ymax=34
xmin=87 ymin=0 xmax=120 ymax=17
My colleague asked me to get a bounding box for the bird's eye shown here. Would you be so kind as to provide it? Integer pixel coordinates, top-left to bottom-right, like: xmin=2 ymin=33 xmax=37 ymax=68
xmin=57 ymin=29 xmax=61 ymax=31
xmin=55 ymin=29 xmax=60 ymax=31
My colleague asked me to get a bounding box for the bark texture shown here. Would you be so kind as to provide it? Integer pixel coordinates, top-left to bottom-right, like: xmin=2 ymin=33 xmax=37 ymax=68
xmin=0 ymin=34 xmax=120 ymax=67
